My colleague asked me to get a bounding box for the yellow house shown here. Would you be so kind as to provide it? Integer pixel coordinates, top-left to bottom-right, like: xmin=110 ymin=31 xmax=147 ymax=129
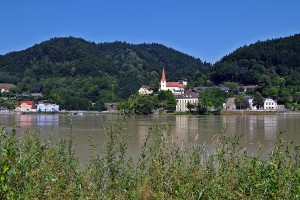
xmin=18 ymin=101 xmax=36 ymax=112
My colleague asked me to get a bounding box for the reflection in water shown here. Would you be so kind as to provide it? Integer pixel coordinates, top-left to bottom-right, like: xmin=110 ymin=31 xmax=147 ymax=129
xmin=37 ymin=114 xmax=59 ymax=126
xmin=14 ymin=114 xmax=60 ymax=137
xmin=19 ymin=115 xmax=34 ymax=127
xmin=1 ymin=113 xmax=300 ymax=164
xmin=16 ymin=114 xmax=59 ymax=128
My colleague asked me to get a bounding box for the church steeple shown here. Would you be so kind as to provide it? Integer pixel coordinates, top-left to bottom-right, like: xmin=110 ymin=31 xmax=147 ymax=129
xmin=160 ymin=68 xmax=167 ymax=90
xmin=161 ymin=67 xmax=166 ymax=81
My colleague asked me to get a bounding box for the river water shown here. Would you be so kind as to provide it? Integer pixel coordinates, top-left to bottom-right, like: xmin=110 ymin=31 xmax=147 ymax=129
xmin=1 ymin=113 xmax=300 ymax=164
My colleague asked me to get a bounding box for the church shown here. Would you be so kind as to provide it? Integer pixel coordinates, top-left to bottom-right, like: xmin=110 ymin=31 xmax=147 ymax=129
xmin=160 ymin=68 xmax=186 ymax=95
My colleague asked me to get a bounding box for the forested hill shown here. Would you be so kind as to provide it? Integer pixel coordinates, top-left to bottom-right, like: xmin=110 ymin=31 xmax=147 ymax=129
xmin=0 ymin=37 xmax=207 ymax=109
xmin=211 ymin=34 xmax=300 ymax=88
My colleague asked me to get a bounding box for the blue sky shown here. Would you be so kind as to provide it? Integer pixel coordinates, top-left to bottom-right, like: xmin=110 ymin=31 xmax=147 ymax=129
xmin=1 ymin=1 xmax=299 ymax=63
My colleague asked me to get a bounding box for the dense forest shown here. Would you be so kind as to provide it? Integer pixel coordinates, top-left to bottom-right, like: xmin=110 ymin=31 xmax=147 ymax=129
xmin=0 ymin=37 xmax=208 ymax=109
xmin=211 ymin=34 xmax=300 ymax=89
xmin=1 ymin=34 xmax=300 ymax=110
xmin=210 ymin=34 xmax=300 ymax=107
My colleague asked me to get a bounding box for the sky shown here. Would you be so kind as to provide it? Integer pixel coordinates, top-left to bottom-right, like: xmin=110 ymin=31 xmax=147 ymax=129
xmin=1 ymin=1 xmax=300 ymax=63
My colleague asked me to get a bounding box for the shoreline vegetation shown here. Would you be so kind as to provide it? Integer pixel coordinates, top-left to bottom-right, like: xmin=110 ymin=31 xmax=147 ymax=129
xmin=1 ymin=115 xmax=300 ymax=199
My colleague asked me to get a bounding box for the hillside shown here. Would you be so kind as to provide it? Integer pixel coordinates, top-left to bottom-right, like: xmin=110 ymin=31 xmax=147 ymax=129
xmin=210 ymin=34 xmax=300 ymax=88
xmin=0 ymin=37 xmax=207 ymax=109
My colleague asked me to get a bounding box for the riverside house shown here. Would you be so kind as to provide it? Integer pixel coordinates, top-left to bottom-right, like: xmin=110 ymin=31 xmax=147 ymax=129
xmin=176 ymin=90 xmax=199 ymax=112
xmin=37 ymin=101 xmax=59 ymax=112
xmin=16 ymin=101 xmax=37 ymax=112
xmin=248 ymin=97 xmax=278 ymax=110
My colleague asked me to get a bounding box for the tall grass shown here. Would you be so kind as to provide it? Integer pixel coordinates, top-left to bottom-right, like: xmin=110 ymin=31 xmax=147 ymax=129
xmin=1 ymin=115 xmax=300 ymax=199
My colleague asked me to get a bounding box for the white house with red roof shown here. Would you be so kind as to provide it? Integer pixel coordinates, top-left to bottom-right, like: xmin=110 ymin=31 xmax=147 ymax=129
xmin=240 ymin=85 xmax=257 ymax=92
xmin=37 ymin=101 xmax=59 ymax=112
xmin=1 ymin=87 xmax=10 ymax=93
xmin=160 ymin=68 xmax=185 ymax=95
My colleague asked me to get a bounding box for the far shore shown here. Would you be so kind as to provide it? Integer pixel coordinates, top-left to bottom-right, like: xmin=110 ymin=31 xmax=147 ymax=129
xmin=221 ymin=110 xmax=293 ymax=115
xmin=1 ymin=109 xmax=300 ymax=116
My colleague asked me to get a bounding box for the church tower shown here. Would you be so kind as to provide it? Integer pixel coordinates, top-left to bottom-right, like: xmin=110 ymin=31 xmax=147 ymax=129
xmin=160 ymin=68 xmax=167 ymax=90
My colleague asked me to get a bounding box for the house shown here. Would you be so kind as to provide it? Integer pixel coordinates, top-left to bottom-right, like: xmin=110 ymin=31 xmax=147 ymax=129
xmin=0 ymin=107 xmax=9 ymax=112
xmin=192 ymin=86 xmax=212 ymax=93
xmin=176 ymin=90 xmax=198 ymax=112
xmin=220 ymin=86 xmax=230 ymax=93
xmin=37 ymin=101 xmax=59 ymax=112
xmin=240 ymin=85 xmax=257 ymax=92
xmin=30 ymin=93 xmax=43 ymax=98
xmin=247 ymin=97 xmax=278 ymax=110
xmin=223 ymin=98 xmax=236 ymax=110
xmin=104 ymin=103 xmax=117 ymax=111
xmin=178 ymin=80 xmax=188 ymax=87
xmin=1 ymin=87 xmax=10 ymax=93
xmin=16 ymin=101 xmax=37 ymax=112
xmin=160 ymin=68 xmax=185 ymax=95
xmin=248 ymin=98 xmax=258 ymax=110
xmin=263 ymin=98 xmax=277 ymax=110
xmin=138 ymin=85 xmax=153 ymax=95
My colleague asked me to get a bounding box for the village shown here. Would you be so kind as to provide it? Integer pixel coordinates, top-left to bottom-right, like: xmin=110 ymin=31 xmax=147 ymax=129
xmin=0 ymin=68 xmax=286 ymax=114
xmin=138 ymin=68 xmax=285 ymax=113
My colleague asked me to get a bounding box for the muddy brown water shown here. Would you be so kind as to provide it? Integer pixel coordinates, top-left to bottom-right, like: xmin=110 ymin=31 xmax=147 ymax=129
xmin=1 ymin=113 xmax=300 ymax=165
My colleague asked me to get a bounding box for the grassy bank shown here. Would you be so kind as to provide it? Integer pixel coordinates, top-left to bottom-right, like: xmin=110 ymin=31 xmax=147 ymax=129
xmin=1 ymin=116 xmax=300 ymax=199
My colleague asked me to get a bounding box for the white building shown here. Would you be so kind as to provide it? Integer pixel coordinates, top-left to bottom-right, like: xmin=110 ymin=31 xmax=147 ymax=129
xmin=37 ymin=102 xmax=59 ymax=112
xmin=176 ymin=91 xmax=198 ymax=112
xmin=248 ymin=98 xmax=258 ymax=110
xmin=138 ymin=85 xmax=153 ymax=95
xmin=248 ymin=98 xmax=277 ymax=110
xmin=160 ymin=68 xmax=185 ymax=95
xmin=264 ymin=98 xmax=277 ymax=110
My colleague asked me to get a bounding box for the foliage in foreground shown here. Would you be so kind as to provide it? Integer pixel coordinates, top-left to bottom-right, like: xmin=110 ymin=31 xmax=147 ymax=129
xmin=1 ymin=117 xmax=300 ymax=199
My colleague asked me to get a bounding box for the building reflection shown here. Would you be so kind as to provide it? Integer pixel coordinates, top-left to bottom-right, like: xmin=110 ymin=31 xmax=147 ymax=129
xmin=18 ymin=114 xmax=34 ymax=127
xmin=16 ymin=114 xmax=59 ymax=137
xmin=221 ymin=114 xmax=278 ymax=149
xmin=175 ymin=115 xmax=199 ymax=143
xmin=263 ymin=115 xmax=278 ymax=141
xmin=37 ymin=114 xmax=59 ymax=126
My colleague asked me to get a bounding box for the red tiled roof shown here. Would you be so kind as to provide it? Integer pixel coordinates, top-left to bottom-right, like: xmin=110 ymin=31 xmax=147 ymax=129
xmin=38 ymin=101 xmax=50 ymax=105
xmin=20 ymin=101 xmax=35 ymax=106
xmin=2 ymin=87 xmax=10 ymax=90
xmin=242 ymin=85 xmax=257 ymax=90
xmin=166 ymin=82 xmax=184 ymax=88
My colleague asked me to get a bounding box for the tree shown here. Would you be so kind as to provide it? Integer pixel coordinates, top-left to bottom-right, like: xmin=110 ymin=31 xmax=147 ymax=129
xmin=224 ymin=81 xmax=238 ymax=95
xmin=257 ymin=74 xmax=272 ymax=93
xmin=158 ymin=90 xmax=176 ymax=111
xmin=292 ymin=92 xmax=300 ymax=104
xmin=149 ymin=71 xmax=160 ymax=93
xmin=187 ymin=102 xmax=196 ymax=113
xmin=117 ymin=94 xmax=160 ymax=115
xmin=262 ymin=86 xmax=279 ymax=99
xmin=196 ymin=98 xmax=207 ymax=114
xmin=198 ymin=88 xmax=227 ymax=112
xmin=234 ymin=95 xmax=246 ymax=110
xmin=252 ymin=92 xmax=264 ymax=109
xmin=277 ymin=88 xmax=291 ymax=104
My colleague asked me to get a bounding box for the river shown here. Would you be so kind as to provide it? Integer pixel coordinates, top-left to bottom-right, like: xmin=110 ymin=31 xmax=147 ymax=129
xmin=1 ymin=112 xmax=300 ymax=164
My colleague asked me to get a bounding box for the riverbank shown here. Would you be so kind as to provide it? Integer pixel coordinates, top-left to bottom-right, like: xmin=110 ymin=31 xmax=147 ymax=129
xmin=221 ymin=110 xmax=286 ymax=115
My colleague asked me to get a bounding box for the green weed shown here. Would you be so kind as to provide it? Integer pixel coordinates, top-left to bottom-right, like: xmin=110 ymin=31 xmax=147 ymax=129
xmin=0 ymin=116 xmax=300 ymax=199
